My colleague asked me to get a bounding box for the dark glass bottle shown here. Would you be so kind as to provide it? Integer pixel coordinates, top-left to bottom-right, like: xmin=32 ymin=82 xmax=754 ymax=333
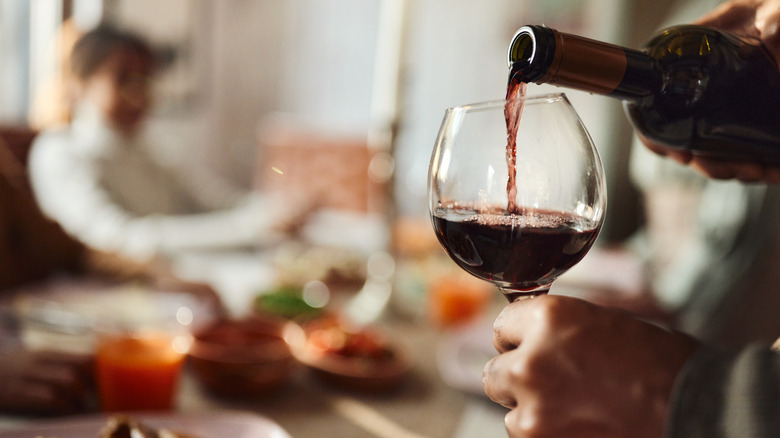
xmin=507 ymin=24 xmax=780 ymax=163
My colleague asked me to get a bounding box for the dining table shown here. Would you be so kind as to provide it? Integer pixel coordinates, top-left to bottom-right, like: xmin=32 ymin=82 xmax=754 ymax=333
xmin=0 ymin=237 xmax=515 ymax=438
xmin=0 ymin=310 xmax=510 ymax=438
xmin=0 ymin=218 xmax=658 ymax=438
xmin=178 ymin=313 xmax=510 ymax=438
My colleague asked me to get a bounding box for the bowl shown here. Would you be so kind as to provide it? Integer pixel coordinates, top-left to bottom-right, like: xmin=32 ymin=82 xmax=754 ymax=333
xmin=188 ymin=316 xmax=297 ymax=397
xmin=284 ymin=315 xmax=411 ymax=392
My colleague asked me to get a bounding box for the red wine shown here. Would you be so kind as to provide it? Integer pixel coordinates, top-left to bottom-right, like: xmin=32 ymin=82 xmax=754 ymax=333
xmin=432 ymin=204 xmax=601 ymax=293
xmin=507 ymin=24 xmax=780 ymax=163
xmin=504 ymin=74 xmax=526 ymax=213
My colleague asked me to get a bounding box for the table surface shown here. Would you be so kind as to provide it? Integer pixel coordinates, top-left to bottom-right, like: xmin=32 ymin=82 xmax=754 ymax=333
xmin=180 ymin=317 xmax=508 ymax=438
xmin=0 ymin=313 xmax=509 ymax=438
xmin=0 ymin=241 xmax=653 ymax=438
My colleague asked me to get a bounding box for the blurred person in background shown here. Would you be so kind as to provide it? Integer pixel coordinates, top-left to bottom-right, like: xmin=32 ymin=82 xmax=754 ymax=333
xmin=28 ymin=24 xmax=308 ymax=266
xmin=1 ymin=133 xmax=222 ymax=415
xmin=483 ymin=1 xmax=780 ymax=437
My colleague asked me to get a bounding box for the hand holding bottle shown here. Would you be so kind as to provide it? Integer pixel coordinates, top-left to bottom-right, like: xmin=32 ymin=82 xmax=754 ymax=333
xmin=641 ymin=0 xmax=780 ymax=183
xmin=482 ymin=295 xmax=698 ymax=438
xmin=696 ymin=0 xmax=780 ymax=61
xmin=638 ymin=134 xmax=780 ymax=183
xmin=508 ymin=7 xmax=780 ymax=184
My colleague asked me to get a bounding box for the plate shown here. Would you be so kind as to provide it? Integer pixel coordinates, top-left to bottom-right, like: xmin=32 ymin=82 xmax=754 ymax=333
xmin=9 ymin=279 xmax=220 ymax=354
xmin=0 ymin=411 xmax=291 ymax=438
xmin=284 ymin=317 xmax=412 ymax=392
xmin=436 ymin=320 xmax=496 ymax=396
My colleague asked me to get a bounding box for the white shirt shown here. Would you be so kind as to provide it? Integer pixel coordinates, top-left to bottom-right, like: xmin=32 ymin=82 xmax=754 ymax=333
xmin=29 ymin=103 xmax=276 ymax=262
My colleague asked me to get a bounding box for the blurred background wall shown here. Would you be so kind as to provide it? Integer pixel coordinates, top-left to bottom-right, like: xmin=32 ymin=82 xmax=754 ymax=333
xmin=0 ymin=0 xmax=683 ymax=244
xmin=5 ymin=0 xmax=780 ymax=348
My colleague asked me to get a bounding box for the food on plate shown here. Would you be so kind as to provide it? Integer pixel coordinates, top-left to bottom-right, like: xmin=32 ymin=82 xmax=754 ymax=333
xmin=286 ymin=315 xmax=411 ymax=391
xmin=303 ymin=316 xmax=394 ymax=362
xmin=254 ymin=286 xmax=324 ymax=320
xmin=98 ymin=415 xmax=198 ymax=438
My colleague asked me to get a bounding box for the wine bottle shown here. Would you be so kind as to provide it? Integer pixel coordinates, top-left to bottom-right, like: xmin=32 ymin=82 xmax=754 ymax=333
xmin=507 ymin=24 xmax=780 ymax=163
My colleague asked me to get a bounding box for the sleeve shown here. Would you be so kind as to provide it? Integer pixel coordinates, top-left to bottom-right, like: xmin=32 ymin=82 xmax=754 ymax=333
xmin=139 ymin=126 xmax=248 ymax=212
xmin=28 ymin=132 xmax=281 ymax=262
xmin=167 ymin=162 xmax=249 ymax=212
xmin=666 ymin=343 xmax=780 ymax=438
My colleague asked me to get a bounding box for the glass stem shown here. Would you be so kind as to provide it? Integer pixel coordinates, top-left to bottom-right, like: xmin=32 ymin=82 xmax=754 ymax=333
xmin=499 ymin=284 xmax=551 ymax=303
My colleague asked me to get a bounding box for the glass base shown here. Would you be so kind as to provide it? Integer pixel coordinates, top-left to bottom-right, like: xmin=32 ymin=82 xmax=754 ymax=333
xmin=499 ymin=285 xmax=551 ymax=303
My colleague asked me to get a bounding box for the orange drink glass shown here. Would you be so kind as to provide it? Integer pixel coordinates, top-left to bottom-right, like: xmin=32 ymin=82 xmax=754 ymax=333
xmin=428 ymin=272 xmax=493 ymax=327
xmin=95 ymin=331 xmax=189 ymax=411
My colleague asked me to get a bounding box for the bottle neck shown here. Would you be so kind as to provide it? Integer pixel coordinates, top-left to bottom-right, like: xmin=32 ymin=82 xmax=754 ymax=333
xmin=508 ymin=25 xmax=658 ymax=100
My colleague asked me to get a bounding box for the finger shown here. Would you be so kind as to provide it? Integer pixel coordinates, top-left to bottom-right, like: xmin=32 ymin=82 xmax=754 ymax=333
xmin=663 ymin=149 xmax=694 ymax=166
xmin=764 ymin=166 xmax=780 ymax=183
xmin=639 ymin=136 xmax=693 ymax=165
xmin=492 ymin=295 xmax=587 ymax=353
xmin=695 ymin=1 xmax=759 ymax=35
xmin=503 ymin=408 xmax=522 ymax=438
xmin=504 ymin=405 xmax=543 ymax=438
xmin=482 ymin=354 xmax=520 ymax=408
xmin=688 ymin=155 xmax=780 ymax=184
xmin=733 ymin=163 xmax=767 ymax=182
xmin=756 ymin=5 xmax=780 ymax=62
xmin=492 ymin=298 xmax=540 ymax=353
xmin=695 ymin=157 xmax=765 ymax=182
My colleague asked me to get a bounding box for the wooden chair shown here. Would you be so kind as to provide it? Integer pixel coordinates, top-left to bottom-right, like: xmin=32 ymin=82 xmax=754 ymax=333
xmin=0 ymin=126 xmax=86 ymax=291
xmin=0 ymin=126 xmax=37 ymax=166
xmin=255 ymin=115 xmax=390 ymax=215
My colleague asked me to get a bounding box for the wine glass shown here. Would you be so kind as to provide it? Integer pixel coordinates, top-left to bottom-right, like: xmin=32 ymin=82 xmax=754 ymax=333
xmin=428 ymin=93 xmax=607 ymax=302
